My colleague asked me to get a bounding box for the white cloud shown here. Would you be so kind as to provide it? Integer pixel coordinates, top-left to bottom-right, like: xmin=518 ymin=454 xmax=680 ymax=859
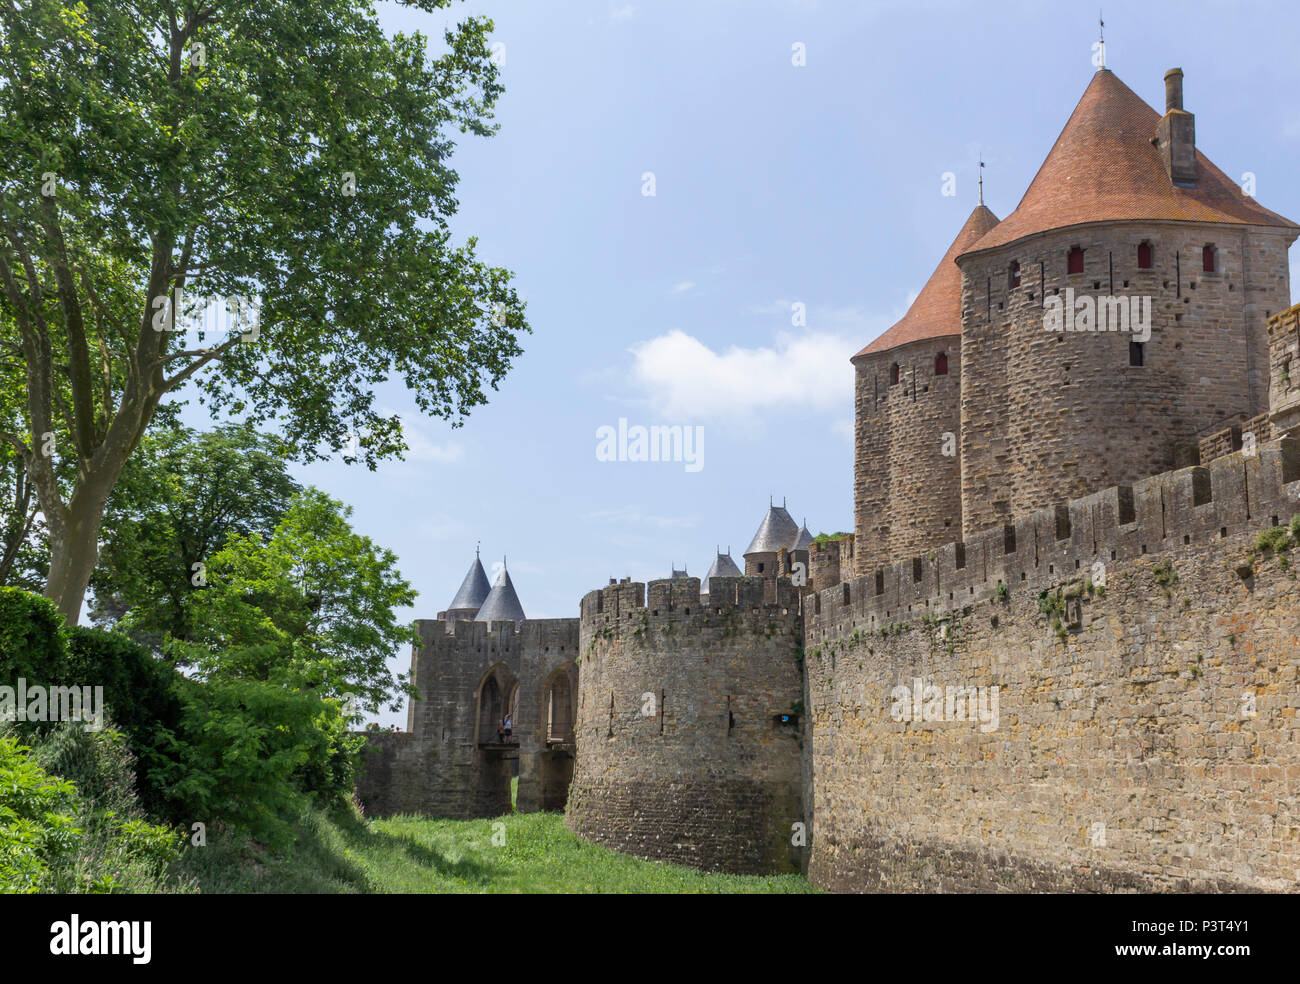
xmin=671 ymin=280 xmax=696 ymax=294
xmin=627 ymin=327 xmax=858 ymax=420
xmin=609 ymin=4 xmax=639 ymax=21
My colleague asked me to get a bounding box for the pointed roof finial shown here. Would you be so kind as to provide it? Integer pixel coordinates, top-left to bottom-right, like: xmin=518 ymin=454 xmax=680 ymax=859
xmin=447 ymin=550 xmax=491 ymax=614
xmin=978 ymin=154 xmax=984 ymax=206
xmin=1098 ymin=10 xmax=1106 ymax=69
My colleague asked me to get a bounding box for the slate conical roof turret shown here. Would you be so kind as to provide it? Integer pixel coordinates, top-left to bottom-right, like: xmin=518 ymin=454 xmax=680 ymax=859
xmin=854 ymin=203 xmax=1000 ymax=359
xmin=476 ymin=560 xmax=526 ymax=624
xmin=705 ymin=547 xmax=742 ymax=580
xmin=958 ymin=68 xmax=1297 ymax=259
xmin=745 ymin=500 xmax=800 ymax=556
xmin=446 ymin=550 xmax=491 ymax=615
xmin=792 ymin=521 xmax=815 ymax=553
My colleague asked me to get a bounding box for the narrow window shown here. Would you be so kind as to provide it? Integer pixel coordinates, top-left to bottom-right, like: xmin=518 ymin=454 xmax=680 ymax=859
xmin=1202 ymin=244 xmax=1216 ymax=272
xmin=757 ymin=562 xmax=765 ymax=573
xmin=1129 ymin=341 xmax=1145 ymax=367
xmin=1067 ymin=246 xmax=1084 ymax=274
xmin=935 ymin=351 xmax=948 ymax=376
xmin=1008 ymin=261 xmax=1021 ymax=288
xmin=889 ymin=363 xmax=900 ymax=385
xmin=1137 ymin=242 xmax=1153 ymax=269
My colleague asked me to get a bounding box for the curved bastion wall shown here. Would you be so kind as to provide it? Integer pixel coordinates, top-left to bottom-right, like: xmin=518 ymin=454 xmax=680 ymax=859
xmin=564 ymin=575 xmax=807 ymax=874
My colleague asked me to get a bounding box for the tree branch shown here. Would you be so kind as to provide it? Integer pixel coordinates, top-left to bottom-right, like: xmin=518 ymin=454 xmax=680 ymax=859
xmin=37 ymin=198 xmax=97 ymax=459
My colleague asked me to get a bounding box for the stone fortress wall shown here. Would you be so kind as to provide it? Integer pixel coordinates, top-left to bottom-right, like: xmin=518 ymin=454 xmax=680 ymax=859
xmin=800 ymin=301 xmax=1300 ymax=889
xmin=356 ymin=616 xmax=579 ymax=818
xmin=564 ymin=575 xmax=806 ymax=874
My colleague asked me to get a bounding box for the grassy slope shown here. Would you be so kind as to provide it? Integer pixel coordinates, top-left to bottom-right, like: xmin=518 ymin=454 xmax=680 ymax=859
xmin=177 ymin=807 xmax=820 ymax=894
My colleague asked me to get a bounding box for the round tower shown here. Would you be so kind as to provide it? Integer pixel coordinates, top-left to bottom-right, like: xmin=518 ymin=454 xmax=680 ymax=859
xmin=742 ymin=499 xmax=799 ymax=575
xmin=851 ymin=204 xmax=999 ymax=573
xmin=566 ymin=576 xmax=805 ymax=874
xmin=955 ymin=68 xmax=1298 ymax=538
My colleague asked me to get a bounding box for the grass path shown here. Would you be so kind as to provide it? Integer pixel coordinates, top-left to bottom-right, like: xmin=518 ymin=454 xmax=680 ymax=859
xmin=179 ymin=806 xmax=820 ymax=894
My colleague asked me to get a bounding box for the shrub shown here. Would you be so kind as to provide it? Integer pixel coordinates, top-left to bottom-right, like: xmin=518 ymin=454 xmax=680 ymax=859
xmin=63 ymin=627 xmax=183 ymax=815
xmin=1153 ymin=560 xmax=1178 ymax=587
xmin=1255 ymin=526 xmax=1292 ymax=555
xmin=0 ymin=588 xmax=68 ymax=682
xmin=0 ymin=729 xmax=80 ymax=892
xmin=152 ymin=677 xmax=360 ymax=848
xmin=23 ymin=720 xmax=185 ymax=893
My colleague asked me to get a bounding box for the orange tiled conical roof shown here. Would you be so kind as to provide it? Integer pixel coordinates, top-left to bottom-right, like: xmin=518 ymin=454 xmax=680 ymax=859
xmin=960 ymin=69 xmax=1297 ymax=258
xmin=854 ymin=204 xmax=1000 ymax=358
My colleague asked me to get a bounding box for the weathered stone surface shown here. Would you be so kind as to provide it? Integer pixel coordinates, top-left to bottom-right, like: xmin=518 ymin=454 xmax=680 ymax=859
xmin=355 ymin=617 xmax=579 ymax=819
xmin=805 ymin=437 xmax=1300 ymax=892
xmin=565 ymin=576 xmax=806 ymax=874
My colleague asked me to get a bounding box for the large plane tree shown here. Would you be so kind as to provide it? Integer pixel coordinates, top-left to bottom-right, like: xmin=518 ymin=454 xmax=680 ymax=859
xmin=0 ymin=0 xmax=527 ymax=622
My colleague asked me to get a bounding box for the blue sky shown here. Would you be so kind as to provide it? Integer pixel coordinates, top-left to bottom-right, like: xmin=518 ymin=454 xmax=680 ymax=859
xmin=231 ymin=0 xmax=1299 ymax=724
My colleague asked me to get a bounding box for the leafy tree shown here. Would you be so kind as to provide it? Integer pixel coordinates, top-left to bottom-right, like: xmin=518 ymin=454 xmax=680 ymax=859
xmin=153 ymin=676 xmax=358 ymax=849
xmin=174 ymin=488 xmax=417 ymax=715
xmin=0 ymin=0 xmax=527 ymax=622
xmin=89 ymin=424 xmax=301 ymax=651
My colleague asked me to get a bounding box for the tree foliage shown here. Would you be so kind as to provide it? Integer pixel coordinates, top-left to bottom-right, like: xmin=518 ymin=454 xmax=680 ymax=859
xmin=174 ymin=488 xmax=417 ymax=714
xmin=90 ymin=423 xmax=302 ymax=649
xmin=0 ymin=0 xmax=527 ymax=620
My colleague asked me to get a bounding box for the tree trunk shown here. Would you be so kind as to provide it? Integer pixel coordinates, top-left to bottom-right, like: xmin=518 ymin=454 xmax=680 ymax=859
xmin=44 ymin=497 xmax=106 ymax=625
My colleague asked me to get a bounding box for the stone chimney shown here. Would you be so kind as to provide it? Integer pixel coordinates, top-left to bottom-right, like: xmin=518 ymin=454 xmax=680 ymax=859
xmin=1155 ymin=68 xmax=1197 ymax=187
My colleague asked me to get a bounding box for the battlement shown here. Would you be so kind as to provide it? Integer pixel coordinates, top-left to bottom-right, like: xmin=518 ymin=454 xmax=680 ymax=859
xmin=809 ymin=535 xmax=855 ymax=592
xmin=1270 ymin=302 xmax=1300 ymax=437
xmin=809 ymin=436 xmax=1300 ymax=638
xmin=413 ymin=615 xmax=579 ymax=653
xmin=1197 ymin=412 xmax=1274 ymax=464
xmin=579 ymin=574 xmax=803 ymax=629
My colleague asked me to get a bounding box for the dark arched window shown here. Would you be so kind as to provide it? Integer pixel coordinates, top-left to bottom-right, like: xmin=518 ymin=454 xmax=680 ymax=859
xmin=889 ymin=363 xmax=900 ymax=385
xmin=1067 ymin=246 xmax=1085 ymax=274
xmin=1008 ymin=261 xmax=1021 ymax=288
xmin=935 ymin=352 xmax=948 ymax=376
xmin=1137 ymin=242 xmax=1153 ymax=269
xmin=1202 ymin=244 xmax=1217 ymax=272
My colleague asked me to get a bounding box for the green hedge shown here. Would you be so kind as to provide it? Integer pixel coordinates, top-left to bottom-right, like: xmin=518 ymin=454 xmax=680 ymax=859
xmin=1 ymin=588 xmax=360 ymax=848
xmin=0 ymin=588 xmax=67 ymax=680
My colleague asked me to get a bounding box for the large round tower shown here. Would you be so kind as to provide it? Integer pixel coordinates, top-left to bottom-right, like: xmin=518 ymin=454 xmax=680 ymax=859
xmin=955 ymin=67 xmax=1298 ymax=538
xmin=851 ymin=204 xmax=999 ymax=573
xmin=565 ymin=576 xmax=805 ymax=874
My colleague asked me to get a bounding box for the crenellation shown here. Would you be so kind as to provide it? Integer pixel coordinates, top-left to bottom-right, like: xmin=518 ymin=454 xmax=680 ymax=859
xmin=810 ymin=438 xmax=1300 ymax=641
